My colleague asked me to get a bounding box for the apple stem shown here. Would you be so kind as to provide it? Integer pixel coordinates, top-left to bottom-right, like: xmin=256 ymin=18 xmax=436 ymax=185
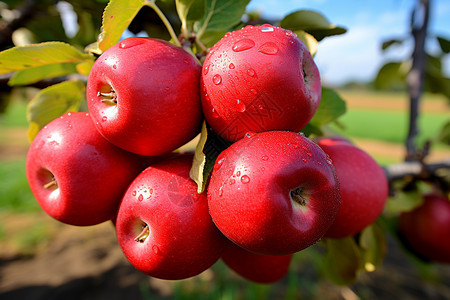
xmin=98 ymin=91 xmax=117 ymax=106
xmin=43 ymin=179 xmax=58 ymax=189
xmin=134 ymin=223 xmax=149 ymax=243
xmin=290 ymin=187 xmax=307 ymax=206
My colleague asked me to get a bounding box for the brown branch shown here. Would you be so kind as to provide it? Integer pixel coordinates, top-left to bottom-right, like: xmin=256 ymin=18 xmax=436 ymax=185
xmin=383 ymin=158 xmax=450 ymax=181
xmin=0 ymin=0 xmax=37 ymax=48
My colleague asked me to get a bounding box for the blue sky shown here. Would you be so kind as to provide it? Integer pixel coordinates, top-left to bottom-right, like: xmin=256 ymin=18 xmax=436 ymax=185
xmin=246 ymin=0 xmax=450 ymax=86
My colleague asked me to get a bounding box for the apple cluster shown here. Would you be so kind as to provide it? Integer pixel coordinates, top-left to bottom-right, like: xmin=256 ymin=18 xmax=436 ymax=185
xmin=26 ymin=24 xmax=389 ymax=284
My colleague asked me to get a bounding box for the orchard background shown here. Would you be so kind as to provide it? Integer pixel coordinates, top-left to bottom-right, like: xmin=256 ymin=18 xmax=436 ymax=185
xmin=0 ymin=0 xmax=449 ymax=299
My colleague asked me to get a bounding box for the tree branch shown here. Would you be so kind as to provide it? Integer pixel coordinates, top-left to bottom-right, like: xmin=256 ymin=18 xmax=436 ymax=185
xmin=0 ymin=0 xmax=37 ymax=48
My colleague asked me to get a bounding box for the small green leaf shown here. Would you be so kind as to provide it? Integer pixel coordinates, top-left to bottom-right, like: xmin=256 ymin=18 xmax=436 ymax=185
xmin=322 ymin=237 xmax=363 ymax=285
xmin=93 ymin=0 xmax=146 ymax=54
xmin=280 ymin=10 xmax=346 ymax=41
xmin=374 ymin=61 xmax=409 ymax=90
xmin=8 ymin=63 xmax=79 ymax=86
xmin=308 ymin=87 xmax=347 ymax=128
xmin=296 ymin=31 xmax=318 ymax=56
xmin=437 ymin=35 xmax=450 ymax=54
xmin=177 ymin=0 xmax=206 ymax=25
xmin=189 ymin=122 xmax=232 ymax=193
xmin=76 ymin=60 xmax=94 ymax=75
xmin=0 ymin=42 xmax=92 ymax=74
xmin=26 ymin=81 xmax=86 ymax=141
xmin=385 ymin=190 xmax=424 ymax=214
xmin=438 ymin=120 xmax=450 ymax=145
xmin=195 ymin=0 xmax=250 ymax=40
xmin=359 ymin=223 xmax=386 ymax=272
xmin=381 ymin=38 xmax=404 ymax=51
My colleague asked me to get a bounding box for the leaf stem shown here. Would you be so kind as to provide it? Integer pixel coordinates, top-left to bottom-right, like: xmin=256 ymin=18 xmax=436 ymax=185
xmin=145 ymin=0 xmax=181 ymax=47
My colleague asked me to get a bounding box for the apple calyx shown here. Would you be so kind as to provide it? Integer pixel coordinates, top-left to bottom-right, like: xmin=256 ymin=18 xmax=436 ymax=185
xmin=134 ymin=222 xmax=150 ymax=243
xmin=98 ymin=90 xmax=117 ymax=106
xmin=290 ymin=187 xmax=307 ymax=206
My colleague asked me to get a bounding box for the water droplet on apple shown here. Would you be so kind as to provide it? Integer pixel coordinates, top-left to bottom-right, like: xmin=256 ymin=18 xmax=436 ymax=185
xmin=211 ymin=108 xmax=219 ymax=118
xmin=232 ymin=39 xmax=255 ymax=52
xmin=113 ymin=64 xmax=117 ymax=69
xmin=229 ymin=178 xmax=236 ymax=185
xmin=235 ymin=99 xmax=246 ymax=112
xmin=241 ymin=175 xmax=250 ymax=184
xmin=258 ymin=42 xmax=279 ymax=55
xmin=132 ymin=190 xmax=137 ymax=196
xmin=119 ymin=39 xmax=145 ymax=49
xmin=245 ymin=132 xmax=256 ymax=138
xmin=152 ymin=245 xmax=160 ymax=255
xmin=250 ymin=88 xmax=258 ymax=95
xmin=138 ymin=194 xmax=144 ymax=201
xmin=101 ymin=116 xmax=107 ymax=122
xmin=218 ymin=186 xmax=224 ymax=197
xmin=203 ymin=64 xmax=210 ymax=75
xmin=261 ymin=26 xmax=274 ymax=32
xmin=307 ymin=152 xmax=313 ymax=157
xmin=229 ymin=63 xmax=235 ymax=69
xmin=236 ymin=171 xmax=241 ymax=177
xmin=262 ymin=155 xmax=269 ymax=161
xmin=247 ymin=68 xmax=256 ymax=77
xmin=217 ymin=157 xmax=225 ymax=168
xmin=303 ymin=158 xmax=308 ymax=163
xmin=213 ymin=74 xmax=222 ymax=85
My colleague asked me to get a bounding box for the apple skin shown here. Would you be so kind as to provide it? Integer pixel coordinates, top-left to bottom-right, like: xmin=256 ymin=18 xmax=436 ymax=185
xmin=115 ymin=153 xmax=227 ymax=280
xmin=221 ymin=241 xmax=293 ymax=284
xmin=26 ymin=112 xmax=148 ymax=226
xmin=207 ymin=131 xmax=340 ymax=256
xmin=398 ymin=193 xmax=450 ymax=264
xmin=201 ymin=24 xmax=321 ymax=142
xmin=317 ymin=137 xmax=389 ymax=238
xmin=87 ymin=37 xmax=202 ymax=156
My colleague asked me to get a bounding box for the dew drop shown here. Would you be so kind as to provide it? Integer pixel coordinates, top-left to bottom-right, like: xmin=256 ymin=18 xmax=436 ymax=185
xmin=138 ymin=194 xmax=144 ymax=201
xmin=203 ymin=64 xmax=210 ymax=75
xmin=132 ymin=190 xmax=137 ymax=196
xmin=113 ymin=64 xmax=117 ymax=69
xmin=241 ymin=175 xmax=250 ymax=184
xmin=211 ymin=108 xmax=219 ymax=118
xmin=152 ymin=245 xmax=160 ymax=255
xmin=261 ymin=26 xmax=274 ymax=32
xmin=229 ymin=178 xmax=236 ymax=185
xmin=217 ymin=157 xmax=225 ymax=168
xmin=258 ymin=42 xmax=279 ymax=55
xmin=218 ymin=186 xmax=224 ymax=197
xmin=236 ymin=171 xmax=241 ymax=177
xmin=326 ymin=158 xmax=333 ymax=165
xmin=245 ymin=132 xmax=256 ymax=138
xmin=307 ymin=152 xmax=313 ymax=157
xmin=212 ymin=74 xmax=222 ymax=85
xmin=101 ymin=116 xmax=107 ymax=122
xmin=303 ymin=158 xmax=308 ymax=163
xmin=119 ymin=39 xmax=145 ymax=49
xmin=262 ymin=155 xmax=269 ymax=161
xmin=247 ymin=68 xmax=256 ymax=77
xmin=250 ymin=88 xmax=258 ymax=95
xmin=232 ymin=39 xmax=255 ymax=52
xmin=229 ymin=63 xmax=235 ymax=69
xmin=235 ymin=99 xmax=246 ymax=112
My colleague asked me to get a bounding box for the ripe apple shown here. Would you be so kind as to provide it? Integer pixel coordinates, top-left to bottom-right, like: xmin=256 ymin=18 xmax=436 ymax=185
xmin=87 ymin=37 xmax=202 ymax=156
xmin=317 ymin=137 xmax=388 ymax=238
xmin=26 ymin=112 xmax=147 ymax=226
xmin=115 ymin=154 xmax=227 ymax=280
xmin=221 ymin=241 xmax=293 ymax=284
xmin=201 ymin=24 xmax=321 ymax=142
xmin=398 ymin=193 xmax=450 ymax=264
xmin=207 ymin=131 xmax=340 ymax=256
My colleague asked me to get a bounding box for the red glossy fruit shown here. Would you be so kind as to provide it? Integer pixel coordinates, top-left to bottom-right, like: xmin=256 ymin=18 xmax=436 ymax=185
xmin=207 ymin=131 xmax=340 ymax=256
xmin=221 ymin=241 xmax=293 ymax=284
xmin=398 ymin=193 xmax=450 ymax=264
xmin=317 ymin=138 xmax=388 ymax=238
xmin=26 ymin=112 xmax=147 ymax=226
xmin=87 ymin=37 xmax=202 ymax=156
xmin=201 ymin=24 xmax=321 ymax=142
xmin=115 ymin=154 xmax=227 ymax=280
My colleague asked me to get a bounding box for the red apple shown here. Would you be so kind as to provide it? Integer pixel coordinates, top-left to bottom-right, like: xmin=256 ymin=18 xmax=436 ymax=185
xmin=317 ymin=137 xmax=388 ymax=238
xmin=201 ymin=24 xmax=321 ymax=142
xmin=115 ymin=154 xmax=227 ymax=280
xmin=221 ymin=241 xmax=293 ymax=284
xmin=26 ymin=112 xmax=147 ymax=226
xmin=87 ymin=37 xmax=202 ymax=156
xmin=207 ymin=131 xmax=340 ymax=256
xmin=398 ymin=193 xmax=450 ymax=264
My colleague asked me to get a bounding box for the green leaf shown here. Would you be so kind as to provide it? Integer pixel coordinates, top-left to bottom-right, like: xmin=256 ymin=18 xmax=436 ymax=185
xmin=0 ymin=42 xmax=92 ymax=74
xmin=437 ymin=35 xmax=450 ymax=54
xmin=296 ymin=31 xmax=318 ymax=56
xmin=374 ymin=61 xmax=409 ymax=90
xmin=280 ymin=10 xmax=347 ymax=41
xmin=438 ymin=120 xmax=450 ymax=145
xmin=385 ymin=190 xmax=424 ymax=214
xmin=308 ymin=87 xmax=347 ymax=128
xmin=189 ymin=122 xmax=232 ymax=193
xmin=195 ymin=0 xmax=250 ymax=40
xmin=26 ymin=81 xmax=86 ymax=141
xmin=359 ymin=223 xmax=386 ymax=272
xmin=8 ymin=63 xmax=79 ymax=86
xmin=177 ymin=0 xmax=206 ymax=24
xmin=381 ymin=38 xmax=404 ymax=51
xmin=92 ymin=0 xmax=146 ymax=55
xmin=322 ymin=237 xmax=363 ymax=285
